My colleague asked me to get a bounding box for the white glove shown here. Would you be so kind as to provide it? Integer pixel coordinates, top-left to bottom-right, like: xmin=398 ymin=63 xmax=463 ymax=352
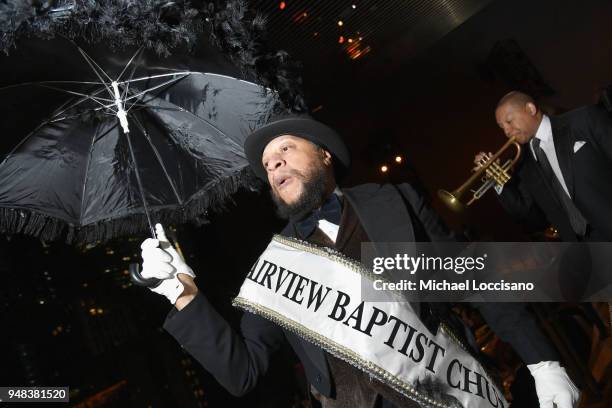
xmin=527 ymin=361 xmax=580 ymax=408
xmin=140 ymin=223 xmax=195 ymax=304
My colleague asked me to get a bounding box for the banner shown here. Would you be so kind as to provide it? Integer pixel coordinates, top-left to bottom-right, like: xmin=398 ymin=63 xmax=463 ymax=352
xmin=233 ymin=235 xmax=508 ymax=408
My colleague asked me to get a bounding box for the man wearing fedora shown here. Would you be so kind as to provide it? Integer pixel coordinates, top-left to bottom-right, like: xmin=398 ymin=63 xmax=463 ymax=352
xmin=140 ymin=115 xmax=580 ymax=407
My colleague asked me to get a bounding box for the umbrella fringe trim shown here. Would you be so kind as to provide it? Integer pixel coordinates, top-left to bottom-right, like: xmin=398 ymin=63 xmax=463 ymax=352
xmin=0 ymin=166 xmax=264 ymax=246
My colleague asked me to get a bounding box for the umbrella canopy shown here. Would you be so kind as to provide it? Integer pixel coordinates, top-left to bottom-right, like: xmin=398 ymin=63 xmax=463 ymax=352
xmin=0 ymin=38 xmax=284 ymax=244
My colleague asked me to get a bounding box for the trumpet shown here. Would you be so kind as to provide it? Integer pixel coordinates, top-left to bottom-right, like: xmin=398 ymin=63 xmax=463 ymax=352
xmin=438 ymin=137 xmax=521 ymax=211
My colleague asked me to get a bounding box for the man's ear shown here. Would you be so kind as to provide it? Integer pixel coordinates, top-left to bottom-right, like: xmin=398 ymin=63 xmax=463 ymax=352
xmin=526 ymin=102 xmax=538 ymax=116
xmin=322 ymin=149 xmax=333 ymax=165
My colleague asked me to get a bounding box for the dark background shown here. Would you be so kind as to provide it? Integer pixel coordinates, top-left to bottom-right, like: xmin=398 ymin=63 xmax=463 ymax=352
xmin=2 ymin=0 xmax=611 ymax=406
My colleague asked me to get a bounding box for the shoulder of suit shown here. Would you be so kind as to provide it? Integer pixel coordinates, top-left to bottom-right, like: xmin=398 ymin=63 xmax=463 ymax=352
xmin=552 ymin=105 xmax=612 ymax=139
xmin=342 ymin=182 xmax=416 ymax=194
xmin=342 ymin=183 xmax=415 ymax=200
xmin=553 ymin=105 xmax=602 ymax=126
xmin=341 ymin=183 xmax=382 ymax=194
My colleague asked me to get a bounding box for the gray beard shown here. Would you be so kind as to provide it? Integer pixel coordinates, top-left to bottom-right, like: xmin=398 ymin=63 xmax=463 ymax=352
xmin=270 ymin=166 xmax=328 ymax=221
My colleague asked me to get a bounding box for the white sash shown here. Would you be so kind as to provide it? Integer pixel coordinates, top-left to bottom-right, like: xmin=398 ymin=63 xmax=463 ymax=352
xmin=233 ymin=235 xmax=508 ymax=408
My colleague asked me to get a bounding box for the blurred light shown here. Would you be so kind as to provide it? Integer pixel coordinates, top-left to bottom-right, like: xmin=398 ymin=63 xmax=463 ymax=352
xmin=348 ymin=45 xmax=371 ymax=60
xmin=89 ymin=308 xmax=96 ymax=315
xmin=123 ymin=269 xmax=129 ymax=275
xmin=106 ymin=249 xmax=114 ymax=255
xmin=338 ymin=36 xmax=345 ymax=44
xmin=293 ymin=10 xmax=309 ymax=23
xmin=337 ymin=20 xmax=344 ymax=27
xmin=313 ymin=32 xmax=319 ymax=37
xmin=82 ymin=283 xmax=88 ymax=288
xmin=279 ymin=1 xmax=286 ymax=10
xmin=359 ymin=36 xmax=363 ymax=41
xmin=122 ymin=256 xmax=131 ymax=261
xmin=352 ymin=4 xmax=357 ymax=9
xmin=380 ymin=165 xmax=388 ymax=173
xmin=348 ymin=38 xmax=353 ymax=43
xmin=395 ymin=156 xmax=403 ymax=163
xmin=97 ymin=308 xmax=103 ymax=314
xmin=39 ymin=300 xmax=45 ymax=305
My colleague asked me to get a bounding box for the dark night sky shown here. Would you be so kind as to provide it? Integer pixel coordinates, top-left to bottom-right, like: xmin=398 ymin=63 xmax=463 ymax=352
xmin=293 ymin=0 xmax=612 ymax=238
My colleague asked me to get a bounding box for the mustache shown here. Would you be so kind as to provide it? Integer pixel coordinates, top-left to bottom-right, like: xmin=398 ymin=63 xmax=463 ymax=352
xmin=282 ymin=169 xmax=306 ymax=180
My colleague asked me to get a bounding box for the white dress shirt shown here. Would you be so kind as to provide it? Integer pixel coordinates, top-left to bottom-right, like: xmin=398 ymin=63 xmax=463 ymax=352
xmin=317 ymin=219 xmax=339 ymax=243
xmin=316 ymin=187 xmax=342 ymax=243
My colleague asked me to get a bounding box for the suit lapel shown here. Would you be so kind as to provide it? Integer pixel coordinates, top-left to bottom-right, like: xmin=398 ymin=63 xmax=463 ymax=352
xmin=550 ymin=117 xmax=575 ymax=197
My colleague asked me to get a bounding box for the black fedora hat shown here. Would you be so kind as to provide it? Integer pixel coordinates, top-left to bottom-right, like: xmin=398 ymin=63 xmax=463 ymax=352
xmin=244 ymin=114 xmax=351 ymax=181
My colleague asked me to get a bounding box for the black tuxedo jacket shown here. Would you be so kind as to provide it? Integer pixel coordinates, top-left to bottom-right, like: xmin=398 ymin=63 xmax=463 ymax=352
xmin=163 ymin=183 xmax=557 ymax=399
xmin=499 ymin=105 xmax=612 ymax=241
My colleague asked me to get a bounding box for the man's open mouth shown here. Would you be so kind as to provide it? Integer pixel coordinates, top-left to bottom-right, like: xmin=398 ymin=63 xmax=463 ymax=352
xmin=277 ymin=176 xmax=292 ymax=189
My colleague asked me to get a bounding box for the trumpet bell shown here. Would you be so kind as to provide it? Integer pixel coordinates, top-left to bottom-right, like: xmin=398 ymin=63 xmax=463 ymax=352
xmin=437 ymin=189 xmax=464 ymax=212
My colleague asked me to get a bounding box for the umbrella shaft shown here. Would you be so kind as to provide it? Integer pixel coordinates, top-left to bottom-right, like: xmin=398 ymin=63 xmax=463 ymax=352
xmin=112 ymin=81 xmax=130 ymax=134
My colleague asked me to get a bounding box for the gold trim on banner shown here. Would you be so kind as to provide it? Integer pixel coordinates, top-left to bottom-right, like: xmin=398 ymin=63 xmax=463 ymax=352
xmin=272 ymin=234 xmax=397 ymax=289
xmin=232 ymin=297 xmax=452 ymax=408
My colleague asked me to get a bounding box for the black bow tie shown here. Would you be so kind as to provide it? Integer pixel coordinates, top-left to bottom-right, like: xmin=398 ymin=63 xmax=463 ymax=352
xmin=295 ymin=194 xmax=342 ymax=238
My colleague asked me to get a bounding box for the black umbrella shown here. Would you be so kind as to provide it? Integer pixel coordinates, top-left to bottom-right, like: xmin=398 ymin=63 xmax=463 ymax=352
xmin=0 ymin=38 xmax=283 ymax=246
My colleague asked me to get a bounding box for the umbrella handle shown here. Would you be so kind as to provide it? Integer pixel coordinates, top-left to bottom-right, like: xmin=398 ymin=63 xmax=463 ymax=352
xmin=129 ymin=263 xmax=162 ymax=288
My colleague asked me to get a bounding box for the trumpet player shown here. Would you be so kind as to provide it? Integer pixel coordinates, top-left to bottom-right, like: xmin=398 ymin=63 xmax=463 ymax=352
xmin=474 ymin=91 xmax=612 ymax=242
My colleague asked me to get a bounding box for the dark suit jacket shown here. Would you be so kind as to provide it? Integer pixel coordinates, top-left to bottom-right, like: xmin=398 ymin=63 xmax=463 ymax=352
xmin=163 ymin=183 xmax=557 ymax=399
xmin=499 ymin=105 xmax=612 ymax=241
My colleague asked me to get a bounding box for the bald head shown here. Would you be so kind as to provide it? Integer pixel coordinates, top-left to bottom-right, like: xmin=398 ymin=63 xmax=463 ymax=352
xmin=496 ymin=91 xmax=536 ymax=111
xmin=495 ymin=91 xmax=542 ymax=144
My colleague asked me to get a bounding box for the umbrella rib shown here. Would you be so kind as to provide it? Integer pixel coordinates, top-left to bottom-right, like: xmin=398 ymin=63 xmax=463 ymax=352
xmin=0 ymin=80 xmax=105 ymax=92
xmin=117 ymin=72 xmax=193 ymax=85
xmin=123 ymin=104 xmax=185 ymax=111
xmin=121 ymin=54 xmax=142 ymax=102
xmin=123 ymin=126 xmax=156 ymax=238
xmin=49 ymin=87 xmax=109 ymax=121
xmin=76 ymin=46 xmax=115 ymax=100
xmin=124 ymin=74 xmax=192 ymax=113
xmin=122 ymin=74 xmax=191 ymax=107
xmin=131 ymin=115 xmax=184 ymax=206
xmin=79 ymin=122 xmax=102 ymax=223
xmin=47 ymin=110 xmax=116 ymax=125
xmin=91 ymin=75 xmax=189 ymax=114
xmin=36 ymin=84 xmax=115 ymax=105
xmin=116 ymin=47 xmax=144 ymax=82
xmin=93 ymin=122 xmax=119 ymax=143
